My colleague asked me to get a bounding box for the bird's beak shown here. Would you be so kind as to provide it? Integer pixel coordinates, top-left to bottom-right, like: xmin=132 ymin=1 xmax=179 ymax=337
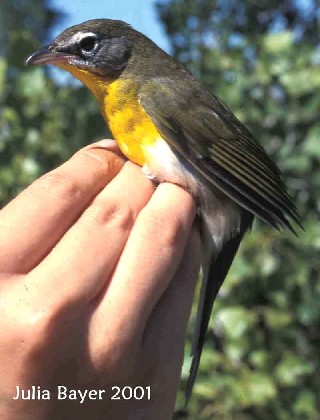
xmin=26 ymin=45 xmax=75 ymax=66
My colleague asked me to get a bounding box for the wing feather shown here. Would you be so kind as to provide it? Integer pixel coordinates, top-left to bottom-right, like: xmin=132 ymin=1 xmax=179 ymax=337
xmin=139 ymin=77 xmax=300 ymax=231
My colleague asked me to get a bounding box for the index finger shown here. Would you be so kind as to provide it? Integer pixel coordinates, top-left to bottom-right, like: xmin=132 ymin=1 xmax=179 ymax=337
xmin=0 ymin=142 xmax=125 ymax=274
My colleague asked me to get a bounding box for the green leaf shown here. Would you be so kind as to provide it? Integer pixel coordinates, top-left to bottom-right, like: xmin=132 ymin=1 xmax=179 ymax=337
xmin=234 ymin=371 xmax=277 ymax=406
xmin=264 ymin=308 xmax=292 ymax=329
xmin=281 ymin=67 xmax=320 ymax=96
xmin=293 ymin=390 xmax=317 ymax=417
xmin=0 ymin=58 xmax=7 ymax=98
xmin=276 ymin=354 xmax=313 ymax=386
xmin=304 ymin=125 xmax=320 ymax=158
xmin=216 ymin=306 xmax=254 ymax=339
xmin=262 ymin=32 xmax=293 ymax=54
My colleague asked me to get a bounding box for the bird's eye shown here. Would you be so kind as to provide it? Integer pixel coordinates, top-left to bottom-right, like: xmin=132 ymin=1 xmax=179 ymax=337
xmin=79 ymin=36 xmax=98 ymax=55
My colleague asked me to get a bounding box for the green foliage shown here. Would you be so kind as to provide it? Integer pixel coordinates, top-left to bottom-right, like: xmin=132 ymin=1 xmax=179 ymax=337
xmin=157 ymin=0 xmax=320 ymax=418
xmin=0 ymin=0 xmax=108 ymax=206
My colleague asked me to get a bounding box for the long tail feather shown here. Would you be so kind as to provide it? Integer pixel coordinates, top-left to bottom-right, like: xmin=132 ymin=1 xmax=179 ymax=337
xmin=185 ymin=215 xmax=252 ymax=402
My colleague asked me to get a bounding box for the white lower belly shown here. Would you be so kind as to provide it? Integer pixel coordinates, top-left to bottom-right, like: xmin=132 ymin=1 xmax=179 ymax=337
xmin=143 ymin=139 xmax=242 ymax=254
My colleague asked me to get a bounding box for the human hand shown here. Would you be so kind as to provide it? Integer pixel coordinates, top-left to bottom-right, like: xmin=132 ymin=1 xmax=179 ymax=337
xmin=0 ymin=141 xmax=201 ymax=420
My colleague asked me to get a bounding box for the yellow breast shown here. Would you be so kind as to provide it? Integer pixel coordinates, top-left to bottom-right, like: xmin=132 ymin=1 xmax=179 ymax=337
xmin=58 ymin=63 xmax=161 ymax=167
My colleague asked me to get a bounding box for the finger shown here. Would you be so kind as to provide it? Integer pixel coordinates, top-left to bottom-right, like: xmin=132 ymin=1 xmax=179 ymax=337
xmin=141 ymin=224 xmax=201 ymax=359
xmin=28 ymin=161 xmax=155 ymax=308
xmin=0 ymin=144 xmax=125 ymax=274
xmin=92 ymin=183 xmax=197 ymax=346
xmin=139 ymin=225 xmax=201 ymax=405
xmin=94 ymin=139 xmax=123 ymax=155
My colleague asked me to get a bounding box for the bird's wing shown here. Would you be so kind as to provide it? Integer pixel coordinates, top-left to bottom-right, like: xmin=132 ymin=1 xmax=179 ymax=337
xmin=139 ymin=77 xmax=300 ymax=401
xmin=139 ymin=77 xmax=300 ymax=230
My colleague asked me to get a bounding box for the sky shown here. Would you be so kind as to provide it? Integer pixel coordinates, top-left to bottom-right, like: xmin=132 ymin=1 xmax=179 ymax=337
xmin=51 ymin=0 xmax=170 ymax=51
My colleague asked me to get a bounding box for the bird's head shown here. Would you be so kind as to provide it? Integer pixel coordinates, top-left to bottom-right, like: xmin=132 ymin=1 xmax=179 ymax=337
xmin=26 ymin=19 xmax=139 ymax=89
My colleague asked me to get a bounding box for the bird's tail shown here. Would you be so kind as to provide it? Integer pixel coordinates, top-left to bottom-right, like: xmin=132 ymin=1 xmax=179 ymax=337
xmin=185 ymin=213 xmax=252 ymax=403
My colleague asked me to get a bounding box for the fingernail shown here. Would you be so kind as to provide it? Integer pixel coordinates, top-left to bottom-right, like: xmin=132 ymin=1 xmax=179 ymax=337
xmin=96 ymin=139 xmax=118 ymax=148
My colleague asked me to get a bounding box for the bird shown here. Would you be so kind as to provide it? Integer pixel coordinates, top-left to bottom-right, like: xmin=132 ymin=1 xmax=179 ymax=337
xmin=26 ymin=19 xmax=301 ymax=401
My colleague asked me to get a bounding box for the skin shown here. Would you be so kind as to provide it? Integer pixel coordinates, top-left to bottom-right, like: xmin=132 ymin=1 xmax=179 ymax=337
xmin=0 ymin=141 xmax=201 ymax=420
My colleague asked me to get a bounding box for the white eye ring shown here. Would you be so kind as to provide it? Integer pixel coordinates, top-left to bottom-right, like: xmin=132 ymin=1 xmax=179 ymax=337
xmin=71 ymin=32 xmax=99 ymax=55
xmin=79 ymin=36 xmax=99 ymax=54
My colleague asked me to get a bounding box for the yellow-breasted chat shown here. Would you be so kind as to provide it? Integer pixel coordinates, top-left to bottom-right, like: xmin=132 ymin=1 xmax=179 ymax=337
xmin=26 ymin=19 xmax=301 ymax=400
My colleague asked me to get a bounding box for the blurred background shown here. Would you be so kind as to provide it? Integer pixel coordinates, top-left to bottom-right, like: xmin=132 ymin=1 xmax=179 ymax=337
xmin=1 ymin=0 xmax=320 ymax=418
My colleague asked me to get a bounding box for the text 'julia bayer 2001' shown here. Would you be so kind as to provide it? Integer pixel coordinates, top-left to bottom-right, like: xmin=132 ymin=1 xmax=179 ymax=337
xmin=13 ymin=385 xmax=151 ymax=403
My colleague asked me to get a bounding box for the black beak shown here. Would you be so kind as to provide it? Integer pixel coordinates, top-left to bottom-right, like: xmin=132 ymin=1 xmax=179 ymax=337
xmin=26 ymin=45 xmax=75 ymax=66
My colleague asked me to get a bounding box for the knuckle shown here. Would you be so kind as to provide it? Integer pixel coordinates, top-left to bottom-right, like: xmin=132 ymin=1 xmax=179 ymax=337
xmin=86 ymin=198 xmax=135 ymax=230
xmin=14 ymin=303 xmax=77 ymax=364
xmin=76 ymin=149 xmax=111 ymax=173
xmin=8 ymin=308 xmax=50 ymax=359
xmin=138 ymin=207 xmax=185 ymax=249
xmin=34 ymin=171 xmax=83 ymax=202
xmin=93 ymin=339 xmax=138 ymax=381
xmin=2 ymin=280 xmax=73 ymax=363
